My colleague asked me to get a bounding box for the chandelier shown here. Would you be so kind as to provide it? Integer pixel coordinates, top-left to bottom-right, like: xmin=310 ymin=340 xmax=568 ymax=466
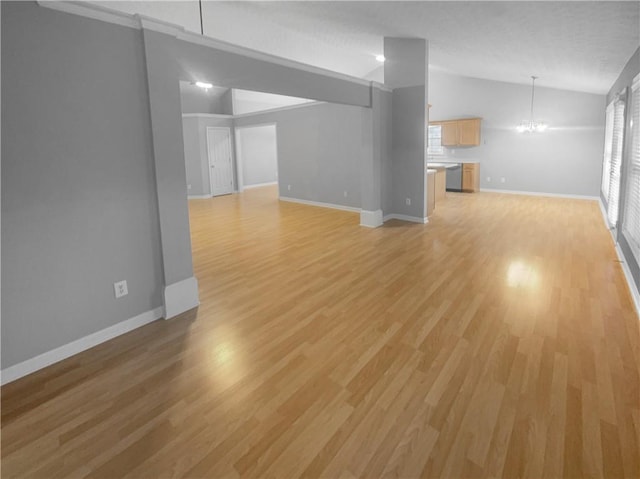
xmin=517 ymin=76 xmax=548 ymax=133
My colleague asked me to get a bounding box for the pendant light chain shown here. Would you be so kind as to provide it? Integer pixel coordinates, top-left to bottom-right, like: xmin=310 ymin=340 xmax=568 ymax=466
xmin=530 ymin=76 xmax=537 ymax=122
xmin=517 ymin=75 xmax=548 ymax=133
xmin=199 ymin=0 xmax=204 ymax=35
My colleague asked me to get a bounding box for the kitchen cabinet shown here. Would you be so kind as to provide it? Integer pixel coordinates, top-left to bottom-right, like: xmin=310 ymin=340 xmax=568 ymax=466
xmin=441 ymin=121 xmax=458 ymax=146
xmin=430 ymin=118 xmax=481 ymax=146
xmin=427 ymin=169 xmax=436 ymax=216
xmin=458 ymin=119 xmax=481 ymax=146
xmin=434 ymin=168 xmax=447 ymax=201
xmin=462 ymin=163 xmax=480 ymax=192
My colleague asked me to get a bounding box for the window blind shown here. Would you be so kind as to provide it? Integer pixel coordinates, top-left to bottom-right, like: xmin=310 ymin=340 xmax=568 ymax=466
xmin=607 ymin=99 xmax=626 ymax=226
xmin=623 ymin=74 xmax=640 ymax=262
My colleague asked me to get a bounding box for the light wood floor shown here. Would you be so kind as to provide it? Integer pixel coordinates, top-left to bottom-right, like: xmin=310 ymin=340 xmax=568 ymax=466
xmin=2 ymin=186 xmax=639 ymax=478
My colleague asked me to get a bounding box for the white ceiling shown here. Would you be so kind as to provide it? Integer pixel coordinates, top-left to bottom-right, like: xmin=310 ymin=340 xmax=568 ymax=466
xmin=93 ymin=1 xmax=639 ymax=94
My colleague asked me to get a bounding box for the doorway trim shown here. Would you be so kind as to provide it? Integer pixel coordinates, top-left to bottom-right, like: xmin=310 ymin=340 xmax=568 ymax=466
xmin=206 ymin=126 xmax=234 ymax=196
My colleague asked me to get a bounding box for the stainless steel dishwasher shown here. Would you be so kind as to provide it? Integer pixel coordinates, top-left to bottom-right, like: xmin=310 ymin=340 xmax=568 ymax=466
xmin=445 ymin=163 xmax=462 ymax=191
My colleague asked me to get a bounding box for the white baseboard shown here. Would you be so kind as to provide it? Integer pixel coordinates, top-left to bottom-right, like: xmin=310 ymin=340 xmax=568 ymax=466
xmin=599 ymin=199 xmax=617 ymax=243
xmin=383 ymin=214 xmax=428 ymax=224
xmin=188 ymin=194 xmax=212 ymax=200
xmin=360 ymin=209 xmax=383 ymax=228
xmin=599 ymin=198 xmax=608 ymax=225
xmin=279 ymin=196 xmax=360 ymax=213
xmin=598 ymin=200 xmax=640 ymax=318
xmin=480 ymin=188 xmax=599 ymax=200
xmin=0 ymin=307 xmax=164 ymax=385
xmin=164 ymin=276 xmax=200 ymax=319
xmin=244 ymin=181 xmax=278 ymax=190
xmin=614 ymin=243 xmax=640 ymax=318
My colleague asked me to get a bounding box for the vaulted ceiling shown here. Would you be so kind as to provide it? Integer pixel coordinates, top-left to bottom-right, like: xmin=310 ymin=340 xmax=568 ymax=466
xmin=94 ymin=1 xmax=639 ymax=94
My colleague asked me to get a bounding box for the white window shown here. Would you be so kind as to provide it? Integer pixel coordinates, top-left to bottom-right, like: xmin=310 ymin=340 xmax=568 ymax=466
xmin=605 ymin=97 xmax=626 ymax=227
xmin=601 ymin=103 xmax=614 ymax=200
xmin=622 ymin=74 xmax=640 ymax=262
xmin=428 ymin=124 xmax=444 ymax=155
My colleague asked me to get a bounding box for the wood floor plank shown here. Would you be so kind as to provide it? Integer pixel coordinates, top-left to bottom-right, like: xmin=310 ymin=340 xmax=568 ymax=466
xmin=2 ymin=187 xmax=639 ymax=478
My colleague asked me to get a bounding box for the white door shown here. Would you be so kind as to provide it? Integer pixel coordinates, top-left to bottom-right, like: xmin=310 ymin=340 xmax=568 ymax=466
xmin=207 ymin=127 xmax=234 ymax=196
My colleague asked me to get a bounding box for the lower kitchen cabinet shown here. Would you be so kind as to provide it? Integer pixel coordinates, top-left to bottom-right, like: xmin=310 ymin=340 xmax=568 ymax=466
xmin=462 ymin=163 xmax=480 ymax=192
xmin=434 ymin=168 xmax=447 ymax=201
xmin=427 ymin=170 xmax=436 ymax=216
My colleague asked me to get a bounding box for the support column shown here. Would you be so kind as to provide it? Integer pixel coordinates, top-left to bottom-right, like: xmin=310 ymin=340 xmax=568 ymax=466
xmin=360 ymin=85 xmax=391 ymax=227
xmin=141 ymin=26 xmax=199 ymax=318
xmin=384 ymin=37 xmax=429 ymax=223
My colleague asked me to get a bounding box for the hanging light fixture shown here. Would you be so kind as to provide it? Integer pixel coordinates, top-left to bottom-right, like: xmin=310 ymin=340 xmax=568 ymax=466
xmin=517 ymin=76 xmax=548 ymax=133
xmin=194 ymin=81 xmax=213 ymax=90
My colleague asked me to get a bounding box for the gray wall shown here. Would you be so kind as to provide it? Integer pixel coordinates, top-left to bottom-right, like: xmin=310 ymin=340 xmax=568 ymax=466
xmin=385 ymin=38 xmax=428 ymax=219
xmin=391 ymin=85 xmax=428 ymax=217
xmin=0 ymin=1 xmax=428 ymax=372
xmin=234 ymin=102 xmax=370 ymax=209
xmin=2 ymin=1 xmax=164 ymax=367
xmin=183 ymin=117 xmax=208 ymax=196
xmin=182 ymin=116 xmax=235 ymax=196
xmin=141 ymin=28 xmax=195 ymax=287
xmin=378 ymin=91 xmax=394 ymax=215
xmin=607 ymin=48 xmax=639 ymax=106
xmin=236 ymin=124 xmax=279 ymax=187
xmin=220 ymin=89 xmax=234 ymax=115
xmin=429 ymin=71 xmax=606 ymax=197
xmin=610 ymin=48 xmax=640 ymax=295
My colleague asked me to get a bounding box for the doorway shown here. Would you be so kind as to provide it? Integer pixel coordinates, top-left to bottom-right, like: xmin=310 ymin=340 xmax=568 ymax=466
xmin=206 ymin=127 xmax=234 ymax=196
xmin=235 ymin=124 xmax=278 ymax=191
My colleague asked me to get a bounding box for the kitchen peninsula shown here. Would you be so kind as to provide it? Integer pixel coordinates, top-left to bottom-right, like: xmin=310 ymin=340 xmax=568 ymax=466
xmin=426 ymin=160 xmax=481 ymax=193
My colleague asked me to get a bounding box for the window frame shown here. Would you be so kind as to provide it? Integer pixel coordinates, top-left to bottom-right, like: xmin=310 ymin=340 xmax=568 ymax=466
xmin=622 ymin=73 xmax=640 ymax=262
xmin=607 ymin=98 xmax=626 ymax=227
xmin=427 ymin=124 xmax=445 ymax=156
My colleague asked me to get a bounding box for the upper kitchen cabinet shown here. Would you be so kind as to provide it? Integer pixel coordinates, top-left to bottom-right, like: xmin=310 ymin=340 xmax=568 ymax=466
xmin=430 ymin=118 xmax=481 ymax=146
xmin=457 ymin=119 xmax=481 ymax=146
xmin=440 ymin=121 xmax=458 ymax=146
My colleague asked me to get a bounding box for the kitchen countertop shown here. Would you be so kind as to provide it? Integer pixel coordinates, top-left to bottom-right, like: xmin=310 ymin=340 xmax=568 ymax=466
xmin=427 ymin=158 xmax=480 ymax=164
xmin=428 ymin=163 xmax=459 ymax=169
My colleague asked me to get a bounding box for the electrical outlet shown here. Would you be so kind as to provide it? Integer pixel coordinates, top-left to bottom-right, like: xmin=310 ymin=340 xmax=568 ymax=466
xmin=486 ymin=177 xmax=491 ymax=182
xmin=287 ymin=184 xmax=292 ymax=191
xmin=344 ymin=191 xmax=348 ymax=197
xmin=500 ymin=177 xmax=506 ymax=183
xmin=114 ymin=280 xmax=128 ymax=298
xmin=405 ymin=198 xmax=411 ymax=206
xmin=187 ymin=184 xmax=192 ymax=190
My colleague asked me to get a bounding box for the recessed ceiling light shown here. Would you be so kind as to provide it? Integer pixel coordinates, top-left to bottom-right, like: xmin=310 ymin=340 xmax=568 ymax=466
xmin=375 ymin=55 xmax=386 ymax=63
xmin=195 ymin=81 xmax=213 ymax=90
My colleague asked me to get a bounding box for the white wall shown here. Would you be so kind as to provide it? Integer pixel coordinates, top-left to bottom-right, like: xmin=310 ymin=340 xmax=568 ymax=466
xmin=236 ymin=124 xmax=278 ymax=188
xmin=429 ymin=71 xmax=606 ymax=197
